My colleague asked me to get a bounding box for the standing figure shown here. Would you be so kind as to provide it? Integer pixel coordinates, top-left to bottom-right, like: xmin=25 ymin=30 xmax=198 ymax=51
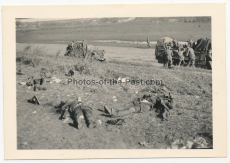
xmin=172 ymin=39 xmax=179 ymax=49
xmin=206 ymin=50 xmax=212 ymax=70
xmin=199 ymin=51 xmax=207 ymax=65
xmin=187 ymin=39 xmax=195 ymax=49
xmin=71 ymin=40 xmax=75 ymax=50
xmin=163 ymin=45 xmax=173 ymax=68
xmin=185 ymin=45 xmax=196 ymax=68
xmin=147 ymin=37 xmax=151 ymax=48
xmin=178 ymin=47 xmax=185 ymax=66
xmin=82 ymin=40 xmax=88 ymax=57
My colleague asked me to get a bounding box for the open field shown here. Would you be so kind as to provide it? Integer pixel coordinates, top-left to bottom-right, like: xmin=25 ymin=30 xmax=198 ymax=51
xmin=16 ymin=43 xmax=212 ymax=149
xmin=16 ymin=18 xmax=211 ymax=46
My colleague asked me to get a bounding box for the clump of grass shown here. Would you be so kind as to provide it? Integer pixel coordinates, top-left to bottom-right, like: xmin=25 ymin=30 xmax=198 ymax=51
xmin=16 ymin=55 xmax=42 ymax=67
xmin=74 ymin=62 xmax=89 ymax=74
xmin=55 ymin=49 xmax=61 ymax=58
xmin=32 ymin=45 xmax=48 ymax=56
xmin=16 ymin=45 xmax=50 ymax=67
xmin=22 ymin=44 xmax=32 ymax=54
xmin=22 ymin=44 xmax=48 ymax=56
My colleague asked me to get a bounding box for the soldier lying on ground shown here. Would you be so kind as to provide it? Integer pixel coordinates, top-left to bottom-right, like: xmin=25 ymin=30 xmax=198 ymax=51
xmin=27 ymin=71 xmax=50 ymax=91
xmin=59 ymin=99 xmax=94 ymax=129
xmin=105 ymin=93 xmax=174 ymax=121
xmin=32 ymin=77 xmax=46 ymax=91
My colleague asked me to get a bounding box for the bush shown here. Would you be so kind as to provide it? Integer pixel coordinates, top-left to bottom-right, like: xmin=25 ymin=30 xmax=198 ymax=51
xmin=32 ymin=46 xmax=48 ymax=56
xmin=74 ymin=62 xmax=91 ymax=75
xmin=16 ymin=55 xmax=42 ymax=67
xmin=23 ymin=44 xmax=32 ymax=53
xmin=56 ymin=50 xmax=61 ymax=58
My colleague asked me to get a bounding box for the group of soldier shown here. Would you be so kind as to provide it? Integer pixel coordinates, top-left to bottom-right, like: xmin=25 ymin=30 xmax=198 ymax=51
xmin=163 ymin=38 xmax=212 ymax=69
xmin=68 ymin=40 xmax=87 ymax=50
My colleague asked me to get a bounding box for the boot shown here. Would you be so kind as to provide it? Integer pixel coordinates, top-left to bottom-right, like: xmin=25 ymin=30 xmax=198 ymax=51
xmin=76 ymin=115 xmax=84 ymax=130
xmin=113 ymin=107 xmax=136 ymax=117
xmin=104 ymin=105 xmax=112 ymax=115
xmin=82 ymin=107 xmax=93 ymax=128
xmin=111 ymin=108 xmax=119 ymax=117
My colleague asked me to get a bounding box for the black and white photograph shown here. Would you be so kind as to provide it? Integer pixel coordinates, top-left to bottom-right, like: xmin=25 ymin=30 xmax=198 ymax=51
xmin=2 ymin=4 xmax=227 ymax=159
xmin=15 ymin=16 xmax=213 ymax=149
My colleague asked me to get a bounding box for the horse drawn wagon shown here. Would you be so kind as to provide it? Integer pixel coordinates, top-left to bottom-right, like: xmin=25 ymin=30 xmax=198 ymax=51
xmin=64 ymin=41 xmax=106 ymax=62
xmin=155 ymin=37 xmax=212 ymax=68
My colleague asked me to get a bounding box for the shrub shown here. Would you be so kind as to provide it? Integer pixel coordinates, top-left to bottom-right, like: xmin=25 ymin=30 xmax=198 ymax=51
xmin=32 ymin=46 xmax=48 ymax=56
xmin=23 ymin=44 xmax=32 ymax=53
xmin=56 ymin=49 xmax=61 ymax=58
xmin=16 ymin=55 xmax=42 ymax=67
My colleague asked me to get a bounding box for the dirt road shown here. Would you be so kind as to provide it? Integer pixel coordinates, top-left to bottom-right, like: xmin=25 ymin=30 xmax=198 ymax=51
xmin=16 ymin=43 xmax=156 ymax=63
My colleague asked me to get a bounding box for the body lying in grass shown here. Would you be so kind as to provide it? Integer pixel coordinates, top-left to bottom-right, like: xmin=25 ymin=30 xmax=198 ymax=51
xmin=27 ymin=71 xmax=51 ymax=91
xmin=59 ymin=99 xmax=95 ymax=129
xmin=105 ymin=93 xmax=174 ymax=121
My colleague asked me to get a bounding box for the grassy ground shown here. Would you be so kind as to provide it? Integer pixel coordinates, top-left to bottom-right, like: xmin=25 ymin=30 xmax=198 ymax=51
xmin=16 ymin=43 xmax=212 ymax=149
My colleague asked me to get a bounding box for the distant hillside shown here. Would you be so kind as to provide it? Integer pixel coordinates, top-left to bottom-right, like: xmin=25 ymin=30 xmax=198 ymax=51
xmin=16 ymin=17 xmax=211 ymax=29
xmin=16 ymin=17 xmax=211 ymax=44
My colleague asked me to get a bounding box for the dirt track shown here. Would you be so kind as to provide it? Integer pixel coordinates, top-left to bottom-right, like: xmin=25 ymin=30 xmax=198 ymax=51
xmin=16 ymin=43 xmax=156 ymax=63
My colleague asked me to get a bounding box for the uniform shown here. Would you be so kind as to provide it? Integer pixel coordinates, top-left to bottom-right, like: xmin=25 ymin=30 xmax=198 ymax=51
xmin=171 ymin=39 xmax=179 ymax=49
xmin=71 ymin=40 xmax=75 ymax=50
xmin=186 ymin=47 xmax=196 ymax=67
xmin=178 ymin=48 xmax=185 ymax=66
xmin=147 ymin=38 xmax=151 ymax=48
xmin=159 ymin=96 xmax=175 ymax=121
xmin=200 ymin=52 xmax=206 ymax=65
xmin=163 ymin=46 xmax=173 ymax=68
xmin=82 ymin=40 xmax=88 ymax=57
xmin=32 ymin=72 xmax=47 ymax=91
xmin=206 ymin=52 xmax=212 ymax=70
xmin=59 ymin=100 xmax=93 ymax=129
xmin=110 ymin=94 xmax=174 ymax=121
xmin=187 ymin=39 xmax=194 ymax=49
